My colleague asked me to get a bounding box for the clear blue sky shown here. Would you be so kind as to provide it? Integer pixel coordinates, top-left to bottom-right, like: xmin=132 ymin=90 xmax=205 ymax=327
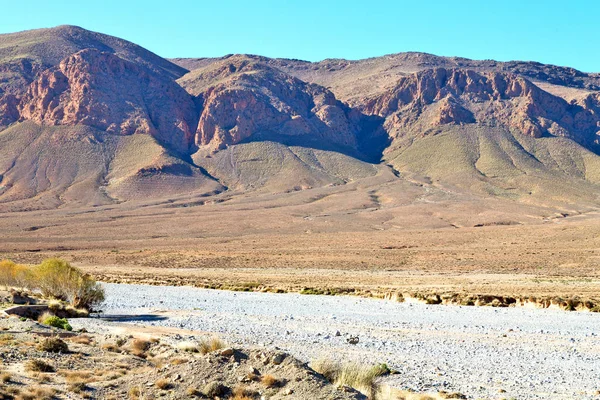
xmin=1 ymin=0 xmax=597 ymax=72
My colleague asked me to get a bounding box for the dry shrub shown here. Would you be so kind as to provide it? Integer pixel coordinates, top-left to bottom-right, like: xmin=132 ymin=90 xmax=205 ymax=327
xmin=26 ymin=359 xmax=54 ymax=373
xmin=199 ymin=337 xmax=225 ymax=355
xmin=101 ymin=343 xmax=121 ymax=353
xmin=132 ymin=339 xmax=151 ymax=352
xmin=0 ymin=335 xmax=15 ymax=346
xmin=0 ymin=260 xmax=33 ymax=290
xmin=128 ymin=386 xmax=141 ymax=399
xmin=69 ymin=334 xmax=93 ymax=345
xmin=155 ymin=378 xmax=172 ymax=390
xmin=37 ymin=337 xmax=68 ymax=353
xmin=0 ymin=372 xmax=11 ymax=383
xmin=232 ymin=386 xmax=256 ymax=399
xmin=15 ymin=387 xmax=55 ymax=400
xmin=261 ymin=374 xmax=279 ymax=388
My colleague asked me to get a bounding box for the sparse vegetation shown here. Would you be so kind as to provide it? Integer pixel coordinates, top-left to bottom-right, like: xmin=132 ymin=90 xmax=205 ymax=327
xmin=0 ymin=258 xmax=105 ymax=310
xmin=14 ymin=387 xmax=56 ymax=400
xmin=38 ymin=337 xmax=69 ymax=353
xmin=25 ymin=359 xmax=54 ymax=373
xmin=128 ymin=386 xmax=141 ymax=399
xmin=155 ymin=378 xmax=172 ymax=390
xmin=203 ymin=381 xmax=227 ymax=397
xmin=260 ymin=374 xmax=279 ymax=388
xmin=199 ymin=336 xmax=226 ymax=354
xmin=311 ymin=358 xmax=387 ymax=398
xmin=39 ymin=314 xmax=72 ymax=331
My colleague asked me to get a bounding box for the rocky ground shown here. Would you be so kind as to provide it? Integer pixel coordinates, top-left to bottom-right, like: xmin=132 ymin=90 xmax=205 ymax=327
xmin=72 ymin=283 xmax=600 ymax=400
xmin=0 ymin=315 xmax=371 ymax=400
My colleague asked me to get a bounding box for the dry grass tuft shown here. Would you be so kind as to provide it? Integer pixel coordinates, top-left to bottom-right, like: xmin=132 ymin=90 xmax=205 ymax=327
xmin=186 ymin=387 xmax=202 ymax=397
xmin=199 ymin=337 xmax=226 ymax=355
xmin=261 ymin=374 xmax=279 ymax=388
xmin=311 ymin=358 xmax=386 ymax=398
xmin=232 ymin=386 xmax=256 ymax=399
xmin=170 ymin=357 xmax=189 ymax=365
xmin=67 ymin=381 xmax=88 ymax=394
xmin=128 ymin=386 xmax=141 ymax=399
xmin=15 ymin=387 xmax=55 ymax=400
xmin=176 ymin=341 xmax=200 ymax=353
xmin=69 ymin=334 xmax=93 ymax=345
xmin=132 ymin=339 xmax=151 ymax=352
xmin=0 ymin=372 xmax=11 ymax=383
xmin=101 ymin=343 xmax=121 ymax=353
xmin=61 ymin=370 xmax=93 ymax=384
xmin=155 ymin=378 xmax=172 ymax=390
xmin=25 ymin=359 xmax=54 ymax=373
xmin=37 ymin=337 xmax=68 ymax=353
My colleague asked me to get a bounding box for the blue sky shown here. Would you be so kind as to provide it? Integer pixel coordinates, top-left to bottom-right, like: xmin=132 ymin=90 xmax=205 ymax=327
xmin=1 ymin=0 xmax=597 ymax=72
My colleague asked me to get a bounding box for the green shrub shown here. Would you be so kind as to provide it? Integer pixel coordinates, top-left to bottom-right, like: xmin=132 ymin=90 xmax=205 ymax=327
xmin=34 ymin=258 xmax=105 ymax=310
xmin=41 ymin=315 xmax=72 ymax=331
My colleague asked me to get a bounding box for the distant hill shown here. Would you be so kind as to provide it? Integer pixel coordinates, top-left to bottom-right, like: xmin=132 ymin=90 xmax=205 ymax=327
xmin=0 ymin=25 xmax=599 ymax=219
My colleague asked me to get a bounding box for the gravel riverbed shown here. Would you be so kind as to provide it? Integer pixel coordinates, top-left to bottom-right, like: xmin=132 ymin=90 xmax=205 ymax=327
xmin=73 ymin=283 xmax=600 ymax=399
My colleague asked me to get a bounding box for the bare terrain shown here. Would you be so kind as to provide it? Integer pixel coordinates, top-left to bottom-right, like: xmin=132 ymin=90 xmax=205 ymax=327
xmin=0 ymin=25 xmax=600 ymax=306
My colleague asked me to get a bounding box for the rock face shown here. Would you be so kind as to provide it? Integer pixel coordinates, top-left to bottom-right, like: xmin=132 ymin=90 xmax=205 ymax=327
xmin=359 ymin=68 xmax=600 ymax=149
xmin=0 ymin=94 xmax=19 ymax=127
xmin=179 ymin=57 xmax=361 ymax=152
xmin=18 ymin=49 xmax=198 ymax=154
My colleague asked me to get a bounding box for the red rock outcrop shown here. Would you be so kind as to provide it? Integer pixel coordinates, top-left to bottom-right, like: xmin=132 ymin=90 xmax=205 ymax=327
xmin=360 ymin=68 xmax=600 ymax=148
xmin=0 ymin=94 xmax=19 ymax=127
xmin=18 ymin=49 xmax=198 ymax=154
xmin=181 ymin=58 xmax=360 ymax=151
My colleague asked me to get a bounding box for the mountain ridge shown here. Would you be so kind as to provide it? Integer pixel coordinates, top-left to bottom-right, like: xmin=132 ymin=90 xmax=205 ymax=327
xmin=0 ymin=25 xmax=599 ymax=218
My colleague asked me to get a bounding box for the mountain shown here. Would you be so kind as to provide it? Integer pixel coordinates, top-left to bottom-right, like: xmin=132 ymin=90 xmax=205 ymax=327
xmin=1 ymin=26 xmax=599 ymax=220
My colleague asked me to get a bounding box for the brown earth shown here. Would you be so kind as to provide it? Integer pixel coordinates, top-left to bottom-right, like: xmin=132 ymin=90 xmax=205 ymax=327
xmin=1 ymin=26 xmax=600 ymax=304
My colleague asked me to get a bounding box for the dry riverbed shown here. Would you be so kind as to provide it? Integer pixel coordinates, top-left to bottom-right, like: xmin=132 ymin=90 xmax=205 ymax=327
xmin=73 ymin=283 xmax=600 ymax=400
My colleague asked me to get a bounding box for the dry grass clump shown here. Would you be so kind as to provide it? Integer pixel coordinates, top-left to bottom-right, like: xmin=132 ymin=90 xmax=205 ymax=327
xmin=169 ymin=357 xmax=189 ymax=365
xmin=25 ymin=359 xmax=54 ymax=373
xmin=0 ymin=334 xmax=15 ymax=345
xmin=130 ymin=338 xmax=151 ymax=357
xmin=15 ymin=387 xmax=56 ymax=400
xmin=69 ymin=334 xmax=93 ymax=345
xmin=203 ymin=381 xmax=227 ymax=397
xmin=67 ymin=381 xmax=88 ymax=394
xmin=132 ymin=338 xmax=151 ymax=352
xmin=186 ymin=387 xmax=202 ymax=397
xmin=0 ymin=372 xmax=12 ymax=383
xmin=37 ymin=337 xmax=68 ymax=353
xmin=176 ymin=341 xmax=200 ymax=353
xmin=128 ymin=386 xmax=141 ymax=399
xmin=232 ymin=386 xmax=256 ymax=398
xmin=155 ymin=378 xmax=172 ymax=390
xmin=260 ymin=374 xmax=279 ymax=388
xmin=311 ymin=358 xmax=387 ymax=398
xmin=199 ymin=337 xmax=226 ymax=354
xmin=101 ymin=343 xmax=121 ymax=353
xmin=61 ymin=370 xmax=92 ymax=384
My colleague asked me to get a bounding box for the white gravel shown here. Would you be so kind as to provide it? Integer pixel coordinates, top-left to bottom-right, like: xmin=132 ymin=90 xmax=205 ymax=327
xmin=74 ymin=283 xmax=600 ymax=399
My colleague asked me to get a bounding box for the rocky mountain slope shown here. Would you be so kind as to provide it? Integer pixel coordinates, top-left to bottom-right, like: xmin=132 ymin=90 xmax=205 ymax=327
xmin=0 ymin=25 xmax=599 ymax=215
